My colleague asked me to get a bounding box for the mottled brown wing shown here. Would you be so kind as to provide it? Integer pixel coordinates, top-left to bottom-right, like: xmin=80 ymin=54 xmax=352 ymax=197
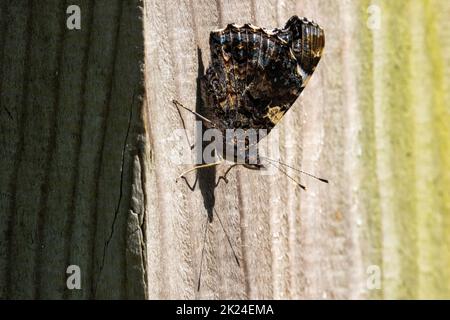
xmin=202 ymin=16 xmax=325 ymax=138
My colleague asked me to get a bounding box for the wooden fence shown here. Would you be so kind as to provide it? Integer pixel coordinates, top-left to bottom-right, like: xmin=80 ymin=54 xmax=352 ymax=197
xmin=0 ymin=0 xmax=449 ymax=299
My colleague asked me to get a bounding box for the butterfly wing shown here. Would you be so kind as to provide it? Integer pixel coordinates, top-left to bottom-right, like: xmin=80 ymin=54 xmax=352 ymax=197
xmin=203 ymin=16 xmax=325 ymax=136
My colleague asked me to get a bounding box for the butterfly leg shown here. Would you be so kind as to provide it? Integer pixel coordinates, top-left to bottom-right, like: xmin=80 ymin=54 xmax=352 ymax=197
xmin=176 ymin=160 xmax=224 ymax=183
xmin=216 ymin=164 xmax=240 ymax=186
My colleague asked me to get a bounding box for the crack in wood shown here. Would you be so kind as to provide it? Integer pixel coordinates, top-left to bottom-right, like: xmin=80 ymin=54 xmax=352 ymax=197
xmin=94 ymin=91 xmax=135 ymax=297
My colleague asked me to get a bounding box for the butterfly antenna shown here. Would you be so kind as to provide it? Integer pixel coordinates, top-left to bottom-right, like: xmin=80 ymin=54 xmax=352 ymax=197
xmin=197 ymin=217 xmax=208 ymax=292
xmin=261 ymin=156 xmax=328 ymax=184
xmin=172 ymin=99 xmax=216 ymax=127
xmin=266 ymin=162 xmax=307 ymax=191
xmin=214 ymin=208 xmax=240 ymax=267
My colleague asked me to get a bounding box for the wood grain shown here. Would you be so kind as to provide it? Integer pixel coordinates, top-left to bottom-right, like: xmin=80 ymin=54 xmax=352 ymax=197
xmin=141 ymin=0 xmax=450 ymax=299
xmin=0 ymin=0 xmax=449 ymax=300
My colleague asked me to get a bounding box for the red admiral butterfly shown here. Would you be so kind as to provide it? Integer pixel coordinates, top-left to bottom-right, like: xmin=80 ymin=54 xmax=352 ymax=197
xmin=173 ymin=16 xmax=327 ymax=292
xmin=173 ymin=15 xmax=326 ymax=187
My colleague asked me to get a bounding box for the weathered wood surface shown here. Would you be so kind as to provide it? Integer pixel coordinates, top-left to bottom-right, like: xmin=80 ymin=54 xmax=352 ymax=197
xmin=0 ymin=0 xmax=449 ymax=300
xmin=144 ymin=0 xmax=361 ymax=300
xmin=0 ymin=0 xmax=146 ymax=299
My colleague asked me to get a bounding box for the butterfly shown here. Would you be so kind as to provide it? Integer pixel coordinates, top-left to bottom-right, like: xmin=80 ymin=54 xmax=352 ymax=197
xmin=173 ymin=15 xmax=327 ymax=188
xmin=173 ymin=16 xmax=327 ymax=292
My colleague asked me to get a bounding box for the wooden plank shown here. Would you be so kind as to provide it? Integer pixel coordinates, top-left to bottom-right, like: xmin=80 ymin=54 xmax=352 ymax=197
xmin=0 ymin=0 xmax=449 ymax=300
xmin=0 ymin=0 xmax=146 ymax=299
xmin=141 ymin=0 xmax=450 ymax=299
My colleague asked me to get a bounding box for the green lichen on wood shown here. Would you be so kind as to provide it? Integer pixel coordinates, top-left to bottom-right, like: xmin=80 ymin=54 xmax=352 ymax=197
xmin=385 ymin=0 xmax=419 ymax=299
xmin=358 ymin=0 xmax=450 ymax=299
xmin=356 ymin=0 xmax=383 ymax=300
xmin=422 ymin=0 xmax=450 ymax=299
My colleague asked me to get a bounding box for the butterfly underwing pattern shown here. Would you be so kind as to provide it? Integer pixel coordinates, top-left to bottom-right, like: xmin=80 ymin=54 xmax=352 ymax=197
xmin=200 ymin=15 xmax=325 ymax=166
